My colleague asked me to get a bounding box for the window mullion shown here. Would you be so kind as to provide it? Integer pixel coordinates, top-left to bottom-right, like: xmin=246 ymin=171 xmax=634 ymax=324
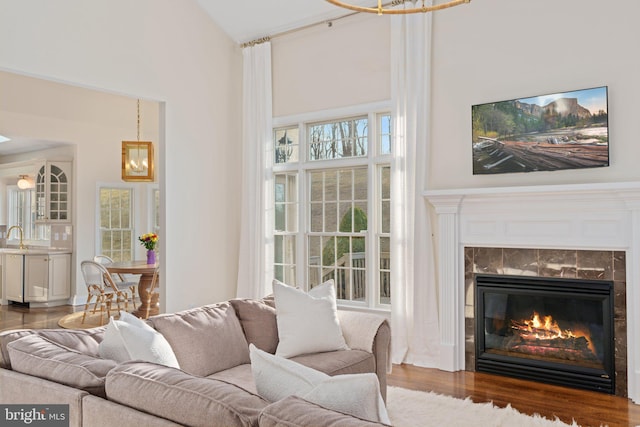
xmin=297 ymin=122 xmax=307 ymax=290
xmin=366 ymin=112 xmax=377 ymax=308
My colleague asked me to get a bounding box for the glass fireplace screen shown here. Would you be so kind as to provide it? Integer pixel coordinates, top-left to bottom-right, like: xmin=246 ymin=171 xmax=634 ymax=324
xmin=475 ymin=274 xmax=615 ymax=393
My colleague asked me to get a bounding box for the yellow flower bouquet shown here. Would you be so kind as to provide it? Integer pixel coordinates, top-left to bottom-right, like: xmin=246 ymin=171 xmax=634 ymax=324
xmin=138 ymin=233 xmax=158 ymax=251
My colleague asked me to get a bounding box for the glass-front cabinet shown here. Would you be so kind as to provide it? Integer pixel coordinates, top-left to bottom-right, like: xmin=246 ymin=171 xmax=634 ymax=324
xmin=36 ymin=161 xmax=72 ymax=223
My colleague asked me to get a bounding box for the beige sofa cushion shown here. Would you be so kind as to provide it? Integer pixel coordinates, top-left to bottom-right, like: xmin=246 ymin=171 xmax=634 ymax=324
xmin=83 ymin=395 xmax=183 ymax=427
xmin=7 ymin=334 xmax=116 ymax=397
xmin=0 ymin=329 xmax=33 ymax=369
xmin=37 ymin=327 xmax=105 ymax=356
xmin=208 ymin=363 xmax=257 ymax=394
xmin=0 ymin=327 xmax=105 ymax=369
xmin=259 ymin=395 xmax=389 ymax=427
xmin=291 ymin=349 xmax=375 ymax=376
xmin=149 ymin=302 xmax=250 ymax=376
xmin=229 ymin=298 xmax=279 ymax=353
xmin=106 ymin=361 xmax=268 ymax=427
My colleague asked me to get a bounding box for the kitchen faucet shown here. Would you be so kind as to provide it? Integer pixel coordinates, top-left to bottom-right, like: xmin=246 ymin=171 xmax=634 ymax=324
xmin=7 ymin=225 xmax=25 ymax=250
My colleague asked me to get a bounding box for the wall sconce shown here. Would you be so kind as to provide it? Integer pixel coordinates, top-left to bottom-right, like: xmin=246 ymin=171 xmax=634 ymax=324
xmin=122 ymin=141 xmax=154 ymax=182
xmin=17 ymin=174 xmax=34 ymax=189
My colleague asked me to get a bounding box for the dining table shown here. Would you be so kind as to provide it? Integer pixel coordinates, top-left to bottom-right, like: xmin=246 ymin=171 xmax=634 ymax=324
xmin=106 ymin=260 xmax=159 ymax=318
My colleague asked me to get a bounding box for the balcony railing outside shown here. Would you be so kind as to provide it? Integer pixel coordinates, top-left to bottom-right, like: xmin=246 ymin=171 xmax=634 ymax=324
xmin=310 ymin=252 xmax=390 ymax=303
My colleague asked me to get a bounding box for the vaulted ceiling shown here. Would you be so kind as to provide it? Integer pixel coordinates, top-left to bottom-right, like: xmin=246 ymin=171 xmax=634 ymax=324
xmin=194 ymin=0 xmax=374 ymax=44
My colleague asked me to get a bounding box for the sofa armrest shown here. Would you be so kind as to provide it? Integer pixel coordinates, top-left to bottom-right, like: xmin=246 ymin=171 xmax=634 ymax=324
xmin=0 ymin=368 xmax=88 ymax=427
xmin=370 ymin=321 xmax=390 ymax=401
xmin=337 ymin=311 xmax=391 ymax=401
xmin=337 ymin=311 xmax=390 ymax=354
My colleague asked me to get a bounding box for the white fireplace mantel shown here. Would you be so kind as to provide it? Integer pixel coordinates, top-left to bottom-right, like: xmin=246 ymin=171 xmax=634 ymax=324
xmin=424 ymin=181 xmax=640 ymax=402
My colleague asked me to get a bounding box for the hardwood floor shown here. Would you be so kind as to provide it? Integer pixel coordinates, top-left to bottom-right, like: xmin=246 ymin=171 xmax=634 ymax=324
xmin=2 ymin=304 xmax=639 ymax=426
xmin=388 ymin=364 xmax=640 ymax=427
xmin=0 ymin=303 xmax=78 ymax=332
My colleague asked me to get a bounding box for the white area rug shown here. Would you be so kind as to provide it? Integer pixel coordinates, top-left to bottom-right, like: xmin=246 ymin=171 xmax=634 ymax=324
xmin=386 ymin=386 xmax=580 ymax=427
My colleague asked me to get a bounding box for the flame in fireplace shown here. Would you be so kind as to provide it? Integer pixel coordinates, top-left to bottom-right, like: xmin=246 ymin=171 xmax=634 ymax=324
xmin=513 ymin=311 xmax=596 ymax=356
xmin=524 ymin=312 xmax=564 ymax=338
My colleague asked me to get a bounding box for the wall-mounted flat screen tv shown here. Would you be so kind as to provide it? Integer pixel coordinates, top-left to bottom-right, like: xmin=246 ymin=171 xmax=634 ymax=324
xmin=472 ymin=86 xmax=609 ymax=175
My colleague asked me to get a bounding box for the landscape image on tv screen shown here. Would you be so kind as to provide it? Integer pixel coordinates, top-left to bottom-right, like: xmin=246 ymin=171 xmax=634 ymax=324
xmin=472 ymin=86 xmax=609 ymax=175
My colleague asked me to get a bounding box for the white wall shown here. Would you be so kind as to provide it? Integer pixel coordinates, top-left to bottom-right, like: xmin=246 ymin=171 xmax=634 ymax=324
xmin=272 ymin=13 xmax=390 ymax=117
xmin=429 ymin=0 xmax=640 ymax=189
xmin=273 ymin=1 xmax=640 ymax=189
xmin=0 ymin=0 xmax=243 ymax=311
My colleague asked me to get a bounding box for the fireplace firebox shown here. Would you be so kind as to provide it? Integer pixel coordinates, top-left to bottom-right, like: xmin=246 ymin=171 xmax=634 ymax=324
xmin=475 ymin=274 xmax=615 ymax=394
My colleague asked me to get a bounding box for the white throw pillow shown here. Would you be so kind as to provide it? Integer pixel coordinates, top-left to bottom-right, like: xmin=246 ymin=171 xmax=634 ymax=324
xmin=273 ymin=279 xmax=348 ymax=358
xmin=99 ymin=318 xmax=130 ymax=362
xmin=249 ymin=344 xmax=390 ymax=424
xmin=304 ymin=373 xmax=390 ymax=425
xmin=98 ymin=311 xmax=180 ymax=369
xmin=249 ymin=343 xmax=328 ymax=402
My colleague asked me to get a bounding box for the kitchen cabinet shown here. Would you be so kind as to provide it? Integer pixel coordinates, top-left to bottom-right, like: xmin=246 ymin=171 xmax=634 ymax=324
xmin=36 ymin=161 xmax=72 ymax=222
xmin=3 ymin=252 xmax=71 ymax=304
xmin=4 ymin=253 xmax=23 ymax=302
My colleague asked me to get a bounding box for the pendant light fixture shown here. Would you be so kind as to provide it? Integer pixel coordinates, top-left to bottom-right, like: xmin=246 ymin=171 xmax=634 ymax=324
xmin=122 ymin=99 xmax=154 ymax=182
xmin=17 ymin=174 xmax=34 ymax=190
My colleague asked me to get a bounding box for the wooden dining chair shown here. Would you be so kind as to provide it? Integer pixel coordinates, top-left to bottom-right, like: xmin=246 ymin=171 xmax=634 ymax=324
xmin=94 ymin=254 xmax=139 ymax=298
xmin=143 ymin=266 xmax=160 ymax=319
xmin=84 ymin=260 xmax=135 ymax=313
xmin=80 ymin=260 xmax=116 ymax=325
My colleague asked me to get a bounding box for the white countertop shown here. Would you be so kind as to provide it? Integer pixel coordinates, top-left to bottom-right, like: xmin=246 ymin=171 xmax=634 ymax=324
xmin=0 ymin=248 xmax=72 ymax=255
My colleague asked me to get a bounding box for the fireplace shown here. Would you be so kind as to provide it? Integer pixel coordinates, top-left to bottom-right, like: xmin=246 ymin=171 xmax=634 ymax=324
xmin=425 ymin=182 xmax=640 ymax=401
xmin=475 ymin=274 xmax=615 ymax=394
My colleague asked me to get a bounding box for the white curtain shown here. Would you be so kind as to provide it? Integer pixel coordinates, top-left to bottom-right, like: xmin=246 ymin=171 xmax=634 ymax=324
xmin=390 ymin=3 xmax=441 ymax=366
xmin=237 ymin=42 xmax=274 ymax=299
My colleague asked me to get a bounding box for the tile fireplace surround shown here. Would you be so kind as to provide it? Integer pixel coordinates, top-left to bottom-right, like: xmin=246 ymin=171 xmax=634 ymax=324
xmin=424 ymin=181 xmax=640 ymax=402
xmin=465 ymin=247 xmax=626 ymax=396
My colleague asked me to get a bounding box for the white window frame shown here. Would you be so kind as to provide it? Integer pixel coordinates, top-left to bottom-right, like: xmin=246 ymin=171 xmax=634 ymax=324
xmin=148 ymin=185 xmax=160 ymax=237
xmin=272 ymin=101 xmax=391 ymax=311
xmin=7 ymin=186 xmax=50 ymax=244
xmin=96 ymin=183 xmax=135 ymax=261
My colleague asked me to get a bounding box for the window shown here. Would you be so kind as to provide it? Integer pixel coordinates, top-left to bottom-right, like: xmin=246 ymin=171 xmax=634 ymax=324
xmin=7 ymin=187 xmax=49 ymax=241
xmin=308 ymin=117 xmax=367 ymax=160
xmin=273 ymin=106 xmax=392 ymax=309
xmin=308 ymin=167 xmax=368 ymax=301
xmin=274 ymin=173 xmax=297 ymax=285
xmin=98 ymin=187 xmax=134 ymax=262
xmin=379 ymin=165 xmax=391 ymax=304
xmin=151 ymin=187 xmax=160 ymax=238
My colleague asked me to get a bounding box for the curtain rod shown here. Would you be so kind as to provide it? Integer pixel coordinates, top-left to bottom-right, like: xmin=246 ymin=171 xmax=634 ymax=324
xmin=240 ymin=9 xmax=359 ymax=48
xmin=239 ymin=0 xmax=410 ymax=49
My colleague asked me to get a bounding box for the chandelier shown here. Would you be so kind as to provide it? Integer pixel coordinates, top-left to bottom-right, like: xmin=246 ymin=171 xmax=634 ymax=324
xmin=325 ymin=0 xmax=470 ymax=15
